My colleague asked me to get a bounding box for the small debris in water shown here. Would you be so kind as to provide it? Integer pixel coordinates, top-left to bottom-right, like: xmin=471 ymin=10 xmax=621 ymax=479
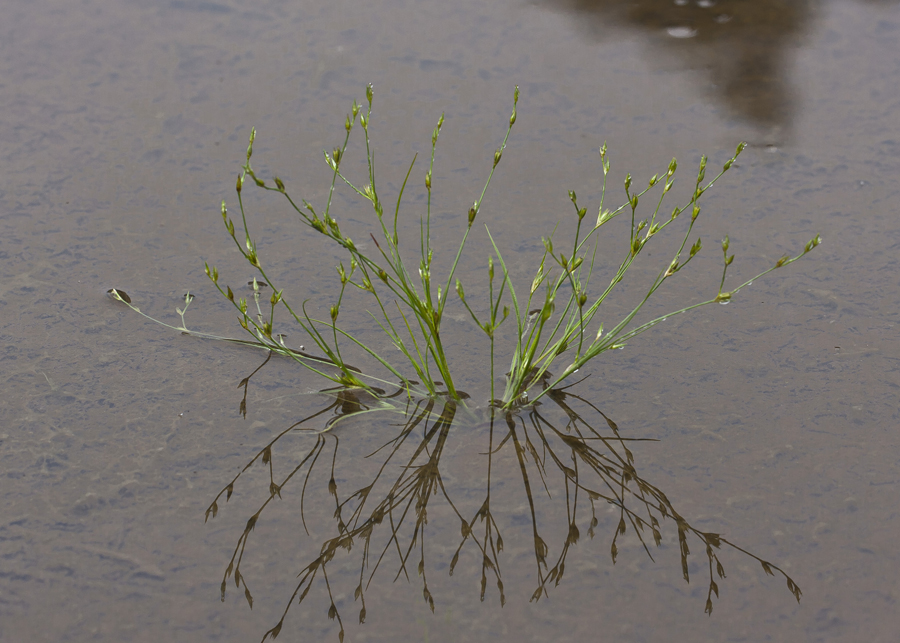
xmin=667 ymin=26 xmax=698 ymax=39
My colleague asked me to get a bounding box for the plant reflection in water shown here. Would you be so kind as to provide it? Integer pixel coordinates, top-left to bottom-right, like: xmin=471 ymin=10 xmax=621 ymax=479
xmin=205 ymin=360 xmax=801 ymax=642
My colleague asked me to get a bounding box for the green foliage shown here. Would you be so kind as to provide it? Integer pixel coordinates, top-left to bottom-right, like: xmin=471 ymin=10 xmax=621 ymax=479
xmin=111 ymin=85 xmax=821 ymax=409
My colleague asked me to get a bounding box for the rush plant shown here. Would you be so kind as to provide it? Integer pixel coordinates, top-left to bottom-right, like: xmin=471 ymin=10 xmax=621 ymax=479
xmin=109 ymin=84 xmax=820 ymax=408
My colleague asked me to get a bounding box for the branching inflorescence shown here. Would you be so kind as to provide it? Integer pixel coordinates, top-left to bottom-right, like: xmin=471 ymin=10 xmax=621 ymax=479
xmin=107 ymin=85 xmax=816 ymax=641
xmin=109 ymin=84 xmax=820 ymax=409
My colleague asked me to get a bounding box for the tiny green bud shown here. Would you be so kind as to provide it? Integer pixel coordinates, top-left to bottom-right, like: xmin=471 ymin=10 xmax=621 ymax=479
xmin=236 ymin=173 xmax=243 ymax=193
xmin=630 ymin=194 xmax=639 ymax=210
xmin=431 ymin=127 xmax=439 ymax=146
xmin=725 ymin=254 xmax=735 ymax=266
xmin=488 ymin=256 xmax=494 ymax=282
xmin=352 ymin=101 xmax=360 ymax=118
xmin=775 ymin=255 xmax=790 ymax=267
xmin=503 ymin=305 xmax=509 ymax=319
xmin=722 ymin=235 xmax=730 ymax=253
xmin=716 ymin=291 xmax=732 ymax=303
xmin=467 ymin=203 xmax=478 ymax=227
xmin=569 ymin=190 xmax=577 ymax=204
xmin=541 ymin=300 xmax=555 ymax=323
xmin=560 ymin=253 xmax=568 ymax=268
xmin=723 ymin=159 xmax=734 ymax=171
xmin=578 ymin=207 xmax=586 ymax=220
xmin=378 ymin=268 xmax=388 ymax=283
xmin=494 ymin=148 xmax=502 ymax=167
xmin=624 ymin=173 xmax=632 ymax=192
xmin=649 ymin=174 xmax=658 ymax=187
xmin=571 ymin=256 xmax=583 ymax=270
xmin=735 ymin=141 xmax=747 ymax=156
xmin=578 ymin=291 xmax=587 ymax=307
xmin=327 ymin=216 xmax=339 ymax=235
xmin=345 ymin=115 xmax=351 ymax=132
xmin=455 ymin=278 xmax=465 ymax=300
xmin=670 ymin=206 xmax=679 ymax=220
xmin=690 ymin=237 xmax=702 ymax=257
xmin=274 ymin=176 xmax=285 ymax=192
xmin=360 ymin=114 xmax=367 ymax=129
xmin=366 ymin=83 xmax=374 ymax=105
xmin=247 ymin=128 xmax=256 ymax=160
xmin=262 ymin=321 xmax=272 ymax=338
xmin=248 ymin=248 xmax=260 ymax=267
xmin=254 ymin=177 xmax=265 ymax=187
xmin=239 ymin=298 xmax=248 ymax=314
xmin=330 ymin=305 xmax=339 ymax=322
xmin=631 ymin=237 xmax=641 ymax=256
xmin=333 ymin=147 xmax=342 ymax=165
xmin=692 ymin=204 xmax=700 ymax=221
xmin=595 ymin=323 xmax=604 ymax=340
xmin=509 ymin=108 xmax=517 ymax=126
xmin=425 ymin=171 xmax=432 ymax=189
xmin=221 ymin=200 xmax=228 ymax=220
xmin=227 ymin=285 xmax=234 ymax=301
xmin=513 ymin=85 xmax=519 ymax=103
xmin=226 ymin=219 xmax=235 ymax=237
xmin=668 ymin=157 xmax=677 ymax=177
xmin=805 ymin=234 xmax=822 ymax=252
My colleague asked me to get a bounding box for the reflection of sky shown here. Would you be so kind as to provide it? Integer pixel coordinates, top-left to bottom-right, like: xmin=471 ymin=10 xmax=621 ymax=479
xmin=540 ymin=0 xmax=896 ymax=136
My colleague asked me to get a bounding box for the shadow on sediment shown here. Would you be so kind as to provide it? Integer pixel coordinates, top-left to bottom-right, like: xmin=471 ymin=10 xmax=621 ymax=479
xmin=539 ymin=0 xmax=813 ymax=136
xmin=205 ymin=362 xmax=802 ymax=642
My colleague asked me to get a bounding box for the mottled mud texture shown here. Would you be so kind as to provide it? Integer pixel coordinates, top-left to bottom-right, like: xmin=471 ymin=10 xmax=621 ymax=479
xmin=2 ymin=0 xmax=899 ymax=641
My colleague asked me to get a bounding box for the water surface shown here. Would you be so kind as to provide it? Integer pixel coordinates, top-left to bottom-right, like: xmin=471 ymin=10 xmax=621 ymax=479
xmin=2 ymin=0 xmax=899 ymax=641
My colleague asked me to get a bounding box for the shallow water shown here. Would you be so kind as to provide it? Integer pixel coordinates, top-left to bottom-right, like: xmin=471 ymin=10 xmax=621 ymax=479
xmin=2 ymin=0 xmax=899 ymax=641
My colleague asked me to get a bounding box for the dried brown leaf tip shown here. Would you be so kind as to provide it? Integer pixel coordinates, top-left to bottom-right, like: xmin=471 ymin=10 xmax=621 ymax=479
xmin=107 ymin=288 xmax=131 ymax=303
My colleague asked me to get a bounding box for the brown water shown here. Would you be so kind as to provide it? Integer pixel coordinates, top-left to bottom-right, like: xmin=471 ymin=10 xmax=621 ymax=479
xmin=2 ymin=0 xmax=899 ymax=641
